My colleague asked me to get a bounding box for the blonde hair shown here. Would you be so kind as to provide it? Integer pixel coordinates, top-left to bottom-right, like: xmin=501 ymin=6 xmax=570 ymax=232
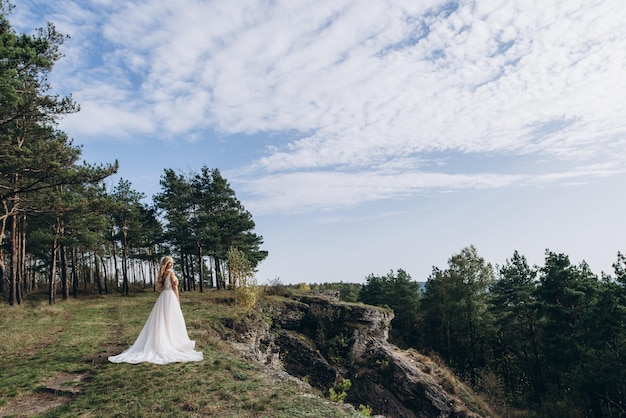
xmin=157 ymin=256 xmax=174 ymax=292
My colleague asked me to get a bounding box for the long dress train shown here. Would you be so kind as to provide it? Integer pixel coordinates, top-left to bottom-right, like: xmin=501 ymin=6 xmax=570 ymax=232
xmin=108 ymin=271 xmax=203 ymax=364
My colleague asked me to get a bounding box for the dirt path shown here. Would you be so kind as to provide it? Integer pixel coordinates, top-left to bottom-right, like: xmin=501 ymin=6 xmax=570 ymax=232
xmin=0 ymin=372 xmax=90 ymax=417
xmin=0 ymin=307 xmax=125 ymax=417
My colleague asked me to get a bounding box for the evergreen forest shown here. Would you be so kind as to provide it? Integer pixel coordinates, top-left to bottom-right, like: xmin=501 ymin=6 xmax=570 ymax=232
xmin=2 ymin=3 xmax=625 ymax=417
xmin=0 ymin=2 xmax=267 ymax=305
xmin=345 ymin=246 xmax=626 ymax=417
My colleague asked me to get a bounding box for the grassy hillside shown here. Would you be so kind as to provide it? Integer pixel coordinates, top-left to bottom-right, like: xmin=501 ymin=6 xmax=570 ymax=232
xmin=0 ymin=290 xmax=361 ymax=417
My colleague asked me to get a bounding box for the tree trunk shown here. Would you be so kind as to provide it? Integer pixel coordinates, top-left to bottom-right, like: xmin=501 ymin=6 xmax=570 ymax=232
xmin=18 ymin=214 xmax=26 ymax=303
xmin=81 ymin=250 xmax=89 ymax=289
xmin=180 ymin=253 xmax=186 ymax=291
xmin=148 ymin=250 xmax=155 ymax=291
xmin=180 ymin=252 xmax=189 ymax=291
xmin=25 ymin=255 xmax=34 ymax=293
xmin=121 ymin=227 xmax=129 ymax=295
xmin=94 ymin=252 xmax=103 ymax=295
xmin=212 ymin=257 xmax=220 ymax=289
xmin=215 ymin=257 xmax=225 ymax=289
xmin=140 ymin=259 xmax=146 ymax=288
xmin=130 ymin=258 xmax=136 ymax=287
xmin=100 ymin=254 xmax=109 ymax=295
xmin=466 ymin=298 xmax=477 ymax=386
xmin=188 ymin=254 xmax=195 ymax=291
xmin=111 ymin=242 xmax=119 ymax=290
xmin=197 ymin=244 xmax=204 ymax=293
xmin=208 ymin=257 xmax=215 ymax=289
xmin=60 ymin=245 xmax=69 ymax=300
xmin=0 ymin=201 xmax=7 ymax=295
xmin=87 ymin=252 xmax=92 ymax=288
xmin=9 ymin=198 xmax=18 ymax=305
xmin=529 ymin=317 xmax=545 ymax=403
xmin=71 ymin=247 xmax=78 ymax=298
xmin=0 ymin=254 xmax=4 ymax=295
xmin=49 ymin=240 xmax=58 ymax=305
xmin=153 ymin=259 xmax=158 ymax=291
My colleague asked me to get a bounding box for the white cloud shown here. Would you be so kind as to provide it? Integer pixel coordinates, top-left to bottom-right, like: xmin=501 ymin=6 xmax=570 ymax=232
xmin=236 ymin=157 xmax=626 ymax=215
xmin=12 ymin=0 xmax=626 ymax=213
xmin=237 ymin=170 xmax=517 ymax=215
xmin=62 ymin=100 xmax=155 ymax=138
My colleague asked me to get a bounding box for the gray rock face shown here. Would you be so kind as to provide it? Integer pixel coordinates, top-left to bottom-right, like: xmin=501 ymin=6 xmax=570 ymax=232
xmin=226 ymin=293 xmax=495 ymax=418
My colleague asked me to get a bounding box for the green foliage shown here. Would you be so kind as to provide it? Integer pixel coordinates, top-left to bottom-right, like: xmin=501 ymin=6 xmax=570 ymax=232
xmin=358 ymin=269 xmax=420 ymax=346
xmin=431 ymin=248 xmax=626 ymax=416
xmin=419 ymin=246 xmax=495 ymax=384
xmin=327 ymin=333 xmax=351 ymax=365
xmin=363 ymin=246 xmax=617 ymax=415
xmin=229 ymin=246 xmax=259 ymax=308
xmin=0 ymin=5 xmax=265 ymax=307
xmin=0 ymin=10 xmax=623 ymax=409
xmin=0 ymin=291 xmax=362 ymax=417
xmin=375 ymin=357 xmax=390 ymax=370
xmin=329 ymin=378 xmax=352 ymax=403
xmin=488 ymin=251 xmax=542 ymax=404
xmin=263 ymin=277 xmax=294 ymax=297
xmin=358 ymin=404 xmax=372 ymax=416
xmin=0 ymin=4 xmax=117 ymax=304
xmin=534 ymin=253 xmax=599 ymax=397
xmin=234 ymin=283 xmax=258 ymax=309
xmin=155 ymin=166 xmax=267 ymax=290
xmin=613 ymin=251 xmax=626 ymax=285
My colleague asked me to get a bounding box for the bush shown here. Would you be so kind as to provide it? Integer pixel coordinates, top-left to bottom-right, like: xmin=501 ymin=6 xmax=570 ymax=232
xmin=329 ymin=378 xmax=352 ymax=403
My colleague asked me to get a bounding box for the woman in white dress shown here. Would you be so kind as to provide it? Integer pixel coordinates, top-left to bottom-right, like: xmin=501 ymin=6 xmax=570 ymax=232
xmin=109 ymin=256 xmax=203 ymax=364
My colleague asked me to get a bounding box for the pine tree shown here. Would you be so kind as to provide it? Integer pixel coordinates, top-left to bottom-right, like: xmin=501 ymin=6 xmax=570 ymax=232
xmin=110 ymin=179 xmax=145 ymax=295
xmin=420 ymin=246 xmax=495 ymax=384
xmin=0 ymin=3 xmax=116 ymax=304
xmin=359 ymin=269 xmax=420 ymax=346
xmin=488 ymin=251 xmax=544 ymax=404
xmin=155 ymin=166 xmax=267 ymax=291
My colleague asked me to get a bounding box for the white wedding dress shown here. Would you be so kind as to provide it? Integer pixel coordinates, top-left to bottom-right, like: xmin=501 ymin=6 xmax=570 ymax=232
xmin=108 ymin=271 xmax=203 ymax=364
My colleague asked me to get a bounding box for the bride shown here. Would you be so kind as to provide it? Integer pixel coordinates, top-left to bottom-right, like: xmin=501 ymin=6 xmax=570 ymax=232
xmin=109 ymin=256 xmax=203 ymax=364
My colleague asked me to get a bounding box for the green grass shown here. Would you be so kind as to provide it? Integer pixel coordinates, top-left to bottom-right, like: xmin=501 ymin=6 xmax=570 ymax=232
xmin=0 ymin=290 xmax=360 ymax=417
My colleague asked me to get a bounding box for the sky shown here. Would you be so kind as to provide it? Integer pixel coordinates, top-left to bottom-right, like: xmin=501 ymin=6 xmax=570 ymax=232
xmin=10 ymin=0 xmax=626 ymax=284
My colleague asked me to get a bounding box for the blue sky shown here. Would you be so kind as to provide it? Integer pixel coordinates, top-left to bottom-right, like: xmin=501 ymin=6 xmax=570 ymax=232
xmin=11 ymin=0 xmax=626 ymax=284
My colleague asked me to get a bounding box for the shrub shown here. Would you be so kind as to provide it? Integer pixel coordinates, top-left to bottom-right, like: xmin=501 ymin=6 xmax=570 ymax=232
xmin=329 ymin=378 xmax=352 ymax=403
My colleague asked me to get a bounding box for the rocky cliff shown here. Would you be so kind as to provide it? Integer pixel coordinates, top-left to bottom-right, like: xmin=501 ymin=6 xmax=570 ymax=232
xmin=224 ymin=292 xmax=496 ymax=418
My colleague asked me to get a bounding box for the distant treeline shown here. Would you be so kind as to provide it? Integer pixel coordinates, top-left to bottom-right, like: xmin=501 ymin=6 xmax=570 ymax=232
xmin=0 ymin=5 xmax=266 ymax=305
xmin=312 ymin=245 xmax=626 ymax=418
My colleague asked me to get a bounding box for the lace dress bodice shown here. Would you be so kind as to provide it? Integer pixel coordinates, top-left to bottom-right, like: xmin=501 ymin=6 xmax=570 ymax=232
xmin=162 ymin=271 xmax=173 ymax=290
